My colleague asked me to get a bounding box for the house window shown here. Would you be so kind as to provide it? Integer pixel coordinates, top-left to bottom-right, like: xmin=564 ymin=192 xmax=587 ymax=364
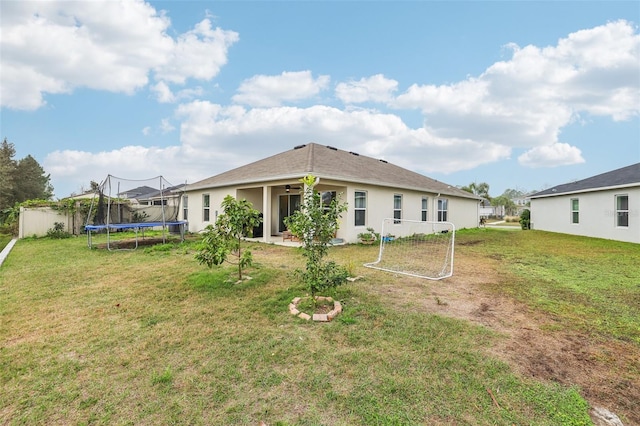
xmin=153 ymin=199 xmax=167 ymax=206
xmin=355 ymin=191 xmax=366 ymax=226
xmin=203 ymin=194 xmax=210 ymax=222
xmin=393 ymin=194 xmax=402 ymax=223
xmin=421 ymin=196 xmax=428 ymax=221
xmin=182 ymin=195 xmax=188 ymax=221
xmin=321 ymin=191 xmax=337 ymax=211
xmin=571 ymin=198 xmax=579 ymax=224
xmin=437 ymin=198 xmax=448 ymax=222
xmin=616 ymin=195 xmax=629 ymax=227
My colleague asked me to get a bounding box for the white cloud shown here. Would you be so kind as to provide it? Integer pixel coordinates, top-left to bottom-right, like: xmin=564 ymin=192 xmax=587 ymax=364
xmin=232 ymin=71 xmax=330 ymax=107
xmin=151 ymin=82 xmax=176 ymax=103
xmin=518 ymin=143 xmax=585 ymax=168
xmin=0 ymin=1 xmax=237 ymax=110
xmin=160 ymin=119 xmax=175 ymax=134
xmin=142 ymin=126 xmax=151 ymax=136
xmin=392 ymin=19 xmax=639 ymax=157
xmin=335 ymin=74 xmax=398 ymax=104
xmin=153 ymin=19 xmax=239 ymax=85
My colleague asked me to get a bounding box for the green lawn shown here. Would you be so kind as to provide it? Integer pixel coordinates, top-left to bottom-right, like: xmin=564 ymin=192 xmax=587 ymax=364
xmin=0 ymin=234 xmax=12 ymax=253
xmin=1 ymin=230 xmax=637 ymax=425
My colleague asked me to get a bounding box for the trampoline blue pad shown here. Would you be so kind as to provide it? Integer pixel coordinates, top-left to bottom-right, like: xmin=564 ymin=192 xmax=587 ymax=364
xmin=85 ymin=221 xmax=187 ymax=231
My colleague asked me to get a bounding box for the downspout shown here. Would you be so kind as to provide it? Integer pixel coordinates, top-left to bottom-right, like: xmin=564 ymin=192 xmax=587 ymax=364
xmin=434 ymin=193 xmax=440 ymax=232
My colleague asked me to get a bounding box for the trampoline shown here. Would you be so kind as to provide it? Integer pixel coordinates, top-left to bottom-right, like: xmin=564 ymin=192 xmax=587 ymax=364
xmin=84 ymin=175 xmax=188 ymax=250
xmin=85 ymin=221 xmax=187 ymax=250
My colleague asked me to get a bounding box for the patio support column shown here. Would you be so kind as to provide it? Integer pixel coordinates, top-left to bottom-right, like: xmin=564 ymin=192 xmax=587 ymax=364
xmin=262 ymin=185 xmax=271 ymax=243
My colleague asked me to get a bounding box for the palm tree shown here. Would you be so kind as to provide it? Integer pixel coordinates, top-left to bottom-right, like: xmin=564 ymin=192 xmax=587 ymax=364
xmin=460 ymin=182 xmax=490 ymax=206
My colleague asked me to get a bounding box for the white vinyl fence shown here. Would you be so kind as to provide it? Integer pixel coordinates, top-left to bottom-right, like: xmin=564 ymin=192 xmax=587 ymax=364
xmin=18 ymin=207 xmax=83 ymax=238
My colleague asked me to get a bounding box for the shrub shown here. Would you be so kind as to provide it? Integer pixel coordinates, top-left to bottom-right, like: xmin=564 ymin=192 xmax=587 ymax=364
xmin=46 ymin=222 xmax=71 ymax=239
xmin=194 ymin=196 xmax=262 ymax=281
xmin=520 ymin=209 xmax=531 ymax=230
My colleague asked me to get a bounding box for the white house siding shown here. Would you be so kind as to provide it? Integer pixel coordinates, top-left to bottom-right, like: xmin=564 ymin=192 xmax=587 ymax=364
xmin=530 ymin=187 xmax=640 ymax=244
xmin=184 ymin=180 xmax=480 ymax=243
xmin=344 ymin=183 xmax=479 ymax=242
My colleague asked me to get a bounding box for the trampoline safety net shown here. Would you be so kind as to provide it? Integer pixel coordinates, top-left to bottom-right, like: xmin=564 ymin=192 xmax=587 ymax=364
xmin=85 ymin=175 xmax=187 ymax=250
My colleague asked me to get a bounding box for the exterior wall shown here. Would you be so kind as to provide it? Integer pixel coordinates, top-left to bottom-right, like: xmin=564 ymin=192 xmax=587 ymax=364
xmin=338 ymin=182 xmax=479 ymax=243
xmin=184 ymin=179 xmax=481 ymax=243
xmin=530 ymin=187 xmax=640 ymax=244
xmin=186 ymin=187 xmax=238 ymax=233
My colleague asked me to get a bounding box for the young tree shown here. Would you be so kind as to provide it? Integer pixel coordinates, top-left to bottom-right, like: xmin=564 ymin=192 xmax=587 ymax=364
xmin=284 ymin=175 xmax=348 ymax=303
xmin=195 ymin=195 xmax=262 ymax=281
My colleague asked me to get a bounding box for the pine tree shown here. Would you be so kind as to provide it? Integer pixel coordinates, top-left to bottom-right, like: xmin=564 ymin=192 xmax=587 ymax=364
xmin=14 ymin=155 xmax=54 ymax=202
xmin=0 ymin=138 xmax=17 ymax=211
xmin=0 ymin=138 xmax=54 ymax=212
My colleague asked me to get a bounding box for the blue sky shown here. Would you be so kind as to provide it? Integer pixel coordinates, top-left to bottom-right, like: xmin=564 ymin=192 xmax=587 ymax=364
xmin=1 ymin=1 xmax=638 ymax=199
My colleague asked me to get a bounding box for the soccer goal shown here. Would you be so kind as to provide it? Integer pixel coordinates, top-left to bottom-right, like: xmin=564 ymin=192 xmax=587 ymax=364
xmin=364 ymin=218 xmax=455 ymax=280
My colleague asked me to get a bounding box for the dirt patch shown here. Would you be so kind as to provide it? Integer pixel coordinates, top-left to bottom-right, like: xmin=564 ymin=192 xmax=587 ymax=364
xmin=367 ymin=251 xmax=640 ymax=425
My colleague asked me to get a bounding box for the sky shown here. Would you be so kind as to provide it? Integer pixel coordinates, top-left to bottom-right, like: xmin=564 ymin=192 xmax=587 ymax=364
xmin=1 ymin=0 xmax=639 ymax=199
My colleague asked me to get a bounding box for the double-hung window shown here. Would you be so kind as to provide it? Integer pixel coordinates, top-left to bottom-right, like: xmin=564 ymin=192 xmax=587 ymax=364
xmin=421 ymin=196 xmax=428 ymax=221
xmin=182 ymin=195 xmax=188 ymax=221
xmin=393 ymin=194 xmax=402 ymax=224
xmin=437 ymin=198 xmax=448 ymax=222
xmin=203 ymin=194 xmax=210 ymax=222
xmin=571 ymin=198 xmax=579 ymax=224
xmin=354 ymin=191 xmax=366 ymax=226
xmin=616 ymin=195 xmax=629 ymax=227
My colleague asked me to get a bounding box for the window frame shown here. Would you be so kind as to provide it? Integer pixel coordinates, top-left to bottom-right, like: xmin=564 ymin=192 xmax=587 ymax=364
xmin=437 ymin=198 xmax=448 ymax=222
xmin=615 ymin=194 xmax=629 ymax=227
xmin=393 ymin=194 xmax=402 ymax=224
xmin=354 ymin=190 xmax=367 ymax=227
xmin=421 ymin=196 xmax=428 ymax=221
xmin=203 ymin=194 xmax=210 ymax=222
xmin=570 ymin=198 xmax=579 ymax=224
xmin=182 ymin=195 xmax=188 ymax=221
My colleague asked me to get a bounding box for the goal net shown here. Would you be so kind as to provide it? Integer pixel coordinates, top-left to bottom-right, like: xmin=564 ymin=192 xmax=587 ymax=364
xmin=364 ymin=219 xmax=455 ymax=280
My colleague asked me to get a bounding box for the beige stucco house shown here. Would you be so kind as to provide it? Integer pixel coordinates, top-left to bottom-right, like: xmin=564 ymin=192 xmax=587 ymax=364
xmin=530 ymin=163 xmax=639 ymax=244
xmin=182 ymin=143 xmax=482 ymax=243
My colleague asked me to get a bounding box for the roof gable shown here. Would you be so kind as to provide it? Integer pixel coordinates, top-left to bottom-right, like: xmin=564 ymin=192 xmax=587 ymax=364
xmin=187 ymin=143 xmax=479 ymax=199
xmin=531 ymin=163 xmax=640 ymax=198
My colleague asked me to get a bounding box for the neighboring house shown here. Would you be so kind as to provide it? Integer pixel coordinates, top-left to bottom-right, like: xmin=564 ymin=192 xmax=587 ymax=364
xmin=512 ymin=194 xmax=532 ymax=215
xmin=133 ymin=184 xmax=186 ymax=206
xmin=529 ymin=163 xmax=639 ymax=244
xmin=183 ymin=143 xmax=482 ymax=243
xmin=64 ymin=191 xmax=96 ymax=200
xmin=479 ymin=205 xmax=505 ymax=218
xmin=512 ymin=194 xmax=531 ymax=208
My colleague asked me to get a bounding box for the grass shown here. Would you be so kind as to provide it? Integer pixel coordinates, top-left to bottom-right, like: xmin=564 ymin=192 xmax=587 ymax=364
xmin=457 ymin=228 xmax=640 ymax=345
xmin=1 ymin=229 xmax=636 ymax=425
xmin=0 ymin=233 xmax=12 ymax=253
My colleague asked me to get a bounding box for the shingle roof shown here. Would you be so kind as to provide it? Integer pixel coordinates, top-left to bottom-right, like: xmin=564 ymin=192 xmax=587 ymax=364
xmin=119 ymin=186 xmax=157 ymax=199
xmin=531 ymin=163 xmax=640 ymax=198
xmin=187 ymin=143 xmax=479 ymax=200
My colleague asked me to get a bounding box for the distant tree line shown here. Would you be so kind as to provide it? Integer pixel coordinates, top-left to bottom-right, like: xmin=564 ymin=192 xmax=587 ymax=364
xmin=459 ymin=182 xmax=531 ymax=216
xmin=0 ymin=138 xmax=54 ymax=217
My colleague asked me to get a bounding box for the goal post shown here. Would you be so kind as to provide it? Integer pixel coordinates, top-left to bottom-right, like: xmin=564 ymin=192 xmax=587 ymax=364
xmin=364 ymin=218 xmax=455 ymax=280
